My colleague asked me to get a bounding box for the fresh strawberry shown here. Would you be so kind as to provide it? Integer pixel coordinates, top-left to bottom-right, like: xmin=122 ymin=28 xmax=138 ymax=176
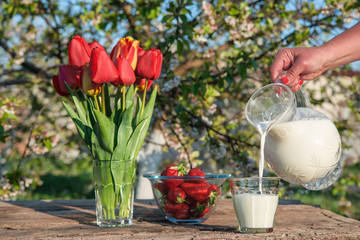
xmin=161 ymin=164 xmax=186 ymax=188
xmin=174 ymin=203 xmax=190 ymax=219
xmin=180 ymin=182 xmax=211 ymax=202
xmin=191 ymin=202 xmax=210 ymax=218
xmin=210 ymin=184 xmax=219 ymax=193
xmin=187 ymin=168 xmax=206 ymax=183
xmin=167 ymin=187 xmax=186 ymax=204
xmin=164 ymin=200 xmax=183 ymax=214
xmin=154 ymin=182 xmax=168 ymax=196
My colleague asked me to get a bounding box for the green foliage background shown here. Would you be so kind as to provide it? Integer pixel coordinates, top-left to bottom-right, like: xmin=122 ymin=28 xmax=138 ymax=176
xmin=0 ymin=0 xmax=359 ymax=219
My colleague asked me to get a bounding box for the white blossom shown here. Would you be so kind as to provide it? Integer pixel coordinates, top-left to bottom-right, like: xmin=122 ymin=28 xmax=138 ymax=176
xmin=208 ymin=103 xmax=217 ymax=115
xmin=201 ymin=116 xmax=213 ymax=125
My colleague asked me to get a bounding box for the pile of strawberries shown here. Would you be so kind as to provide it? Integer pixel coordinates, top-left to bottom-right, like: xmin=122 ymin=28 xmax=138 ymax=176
xmin=154 ymin=164 xmax=219 ymax=220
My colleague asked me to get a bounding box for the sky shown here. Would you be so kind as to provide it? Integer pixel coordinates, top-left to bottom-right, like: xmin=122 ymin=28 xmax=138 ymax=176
xmin=0 ymin=0 xmax=359 ymax=71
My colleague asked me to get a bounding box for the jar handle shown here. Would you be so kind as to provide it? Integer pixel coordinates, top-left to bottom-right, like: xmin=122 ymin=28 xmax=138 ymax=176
xmin=295 ymin=87 xmax=313 ymax=108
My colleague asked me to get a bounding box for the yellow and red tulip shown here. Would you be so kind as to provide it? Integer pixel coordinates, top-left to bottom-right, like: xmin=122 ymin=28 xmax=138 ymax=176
xmin=90 ymin=47 xmax=119 ymax=84
xmin=110 ymin=37 xmax=140 ymax=70
xmin=135 ymin=49 xmax=163 ymax=80
xmin=52 ymin=65 xmax=80 ymax=96
xmin=80 ymin=63 xmax=101 ymax=96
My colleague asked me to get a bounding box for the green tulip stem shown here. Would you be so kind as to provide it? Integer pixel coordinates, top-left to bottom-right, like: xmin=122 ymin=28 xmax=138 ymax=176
xmin=101 ymin=85 xmax=105 ymax=114
xmin=140 ymin=79 xmax=148 ymax=117
xmin=94 ymin=95 xmax=100 ymax=111
xmin=122 ymin=85 xmax=126 ymax=112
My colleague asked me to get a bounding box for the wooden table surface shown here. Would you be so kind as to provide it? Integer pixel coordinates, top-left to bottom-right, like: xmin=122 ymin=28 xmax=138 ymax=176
xmin=0 ymin=198 xmax=359 ymax=239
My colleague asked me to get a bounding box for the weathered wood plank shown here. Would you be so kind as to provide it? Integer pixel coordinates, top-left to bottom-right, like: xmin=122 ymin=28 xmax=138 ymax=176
xmin=0 ymin=199 xmax=359 ymax=239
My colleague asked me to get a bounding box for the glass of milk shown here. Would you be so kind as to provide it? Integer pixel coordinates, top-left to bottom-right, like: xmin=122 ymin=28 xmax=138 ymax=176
xmin=229 ymin=177 xmax=280 ymax=233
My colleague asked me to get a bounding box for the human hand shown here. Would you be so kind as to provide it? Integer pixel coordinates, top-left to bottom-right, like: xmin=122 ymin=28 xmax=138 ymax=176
xmin=270 ymin=47 xmax=328 ymax=92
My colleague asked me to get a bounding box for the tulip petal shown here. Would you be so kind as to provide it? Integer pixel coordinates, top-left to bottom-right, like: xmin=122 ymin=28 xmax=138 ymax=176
xmin=90 ymin=47 xmax=120 ymax=84
xmin=114 ymin=56 xmax=136 ymax=86
xmin=136 ymin=49 xmax=161 ymax=80
xmin=153 ymin=49 xmax=163 ymax=80
xmin=68 ymin=35 xmax=91 ymax=68
xmin=80 ymin=63 xmax=101 ymax=96
xmin=89 ymin=40 xmax=105 ymax=52
xmin=110 ymin=38 xmax=140 ymax=70
xmin=53 ymin=65 xmax=79 ymax=96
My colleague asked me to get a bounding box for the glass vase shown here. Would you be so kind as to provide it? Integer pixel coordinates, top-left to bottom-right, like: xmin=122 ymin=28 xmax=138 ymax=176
xmin=93 ymin=159 xmax=136 ymax=227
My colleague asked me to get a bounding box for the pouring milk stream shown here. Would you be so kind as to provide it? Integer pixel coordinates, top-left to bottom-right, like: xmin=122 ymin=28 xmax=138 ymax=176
xmin=245 ymin=83 xmax=342 ymax=191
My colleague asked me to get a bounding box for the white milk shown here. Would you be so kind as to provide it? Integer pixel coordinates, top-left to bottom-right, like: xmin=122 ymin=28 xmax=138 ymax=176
xmin=232 ymin=193 xmax=278 ymax=228
xmin=264 ymin=118 xmax=341 ymax=185
xmin=259 ymin=133 xmax=266 ymax=178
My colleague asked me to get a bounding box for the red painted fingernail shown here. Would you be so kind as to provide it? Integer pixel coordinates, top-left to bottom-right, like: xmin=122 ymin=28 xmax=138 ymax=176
xmin=299 ymin=80 xmax=304 ymax=86
xmin=282 ymin=77 xmax=289 ymax=84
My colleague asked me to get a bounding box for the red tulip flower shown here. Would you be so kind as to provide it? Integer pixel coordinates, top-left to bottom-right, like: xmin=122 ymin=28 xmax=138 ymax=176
xmin=135 ymin=49 xmax=163 ymax=80
xmin=90 ymin=47 xmax=119 ymax=84
xmin=80 ymin=63 xmax=101 ymax=96
xmin=110 ymin=37 xmax=140 ymax=71
xmin=113 ymin=56 xmax=136 ymax=86
xmin=52 ymin=65 xmax=80 ymax=96
xmin=135 ymin=78 xmax=153 ymax=92
xmin=68 ymin=35 xmax=92 ymax=68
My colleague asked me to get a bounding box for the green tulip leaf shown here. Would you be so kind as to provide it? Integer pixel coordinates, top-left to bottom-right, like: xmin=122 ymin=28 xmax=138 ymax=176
xmin=141 ymin=85 xmax=157 ymax=121
xmin=113 ymin=103 xmax=134 ymax=160
xmin=104 ymin=83 xmax=112 ymax=118
xmin=125 ymin=84 xmax=135 ymax=110
xmin=77 ymin=91 xmax=91 ymax=124
xmin=91 ymin=130 xmax=112 ymax=160
xmin=63 ymin=101 xmax=92 ymax=148
xmin=114 ymin=87 xmax=122 ymax=113
xmin=65 ymin=83 xmax=88 ymax=125
xmin=110 ymin=160 xmax=126 ymax=197
xmin=125 ymin=116 xmax=150 ymax=161
xmin=110 ymin=105 xmax=123 ymax=127
xmin=133 ymin=95 xmax=142 ymax=127
xmin=93 ymin=109 xmax=115 ymax=153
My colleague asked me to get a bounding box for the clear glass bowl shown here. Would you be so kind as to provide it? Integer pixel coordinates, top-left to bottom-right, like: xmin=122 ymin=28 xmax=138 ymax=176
xmin=143 ymin=172 xmax=231 ymax=224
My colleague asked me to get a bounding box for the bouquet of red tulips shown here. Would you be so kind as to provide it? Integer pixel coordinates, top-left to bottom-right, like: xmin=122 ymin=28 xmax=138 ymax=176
xmin=52 ymin=35 xmax=162 ymax=226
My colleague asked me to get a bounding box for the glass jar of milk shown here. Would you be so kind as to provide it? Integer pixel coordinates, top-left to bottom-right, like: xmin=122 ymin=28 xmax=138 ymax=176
xmin=246 ymin=84 xmax=342 ymax=190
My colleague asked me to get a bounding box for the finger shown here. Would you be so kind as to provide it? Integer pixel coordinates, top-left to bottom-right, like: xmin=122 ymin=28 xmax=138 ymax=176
xmin=270 ymin=49 xmax=292 ymax=82
xmin=285 ymin=60 xmax=305 ymax=83
xmin=287 ymin=75 xmax=301 ymax=88
xmin=291 ymin=81 xmax=304 ymax=92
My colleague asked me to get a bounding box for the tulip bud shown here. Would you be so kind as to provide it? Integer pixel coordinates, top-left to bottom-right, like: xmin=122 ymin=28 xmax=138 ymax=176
xmin=90 ymin=47 xmax=120 ymax=84
xmin=135 ymin=49 xmax=163 ymax=80
xmin=110 ymin=37 xmax=140 ymax=70
xmin=113 ymin=56 xmax=136 ymax=86
xmin=135 ymin=78 xmax=153 ymax=92
xmin=52 ymin=65 xmax=80 ymax=96
xmin=68 ymin=35 xmax=92 ymax=68
xmin=80 ymin=63 xmax=101 ymax=96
